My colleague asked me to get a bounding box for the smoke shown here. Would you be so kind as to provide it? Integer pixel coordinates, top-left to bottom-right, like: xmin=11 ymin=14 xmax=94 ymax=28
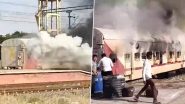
xmin=26 ymin=31 xmax=92 ymax=70
xmin=69 ymin=13 xmax=93 ymax=46
xmin=62 ymin=0 xmax=93 ymax=31
xmin=22 ymin=0 xmax=93 ymax=70
xmin=95 ymin=0 xmax=185 ymax=52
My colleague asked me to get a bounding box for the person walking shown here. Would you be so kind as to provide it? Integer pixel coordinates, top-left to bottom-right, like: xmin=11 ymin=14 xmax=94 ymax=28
xmin=98 ymin=53 xmax=113 ymax=76
xmin=134 ymin=52 xmax=161 ymax=104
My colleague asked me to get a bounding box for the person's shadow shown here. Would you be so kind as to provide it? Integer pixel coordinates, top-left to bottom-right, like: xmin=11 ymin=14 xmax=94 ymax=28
xmin=92 ymin=96 xmax=152 ymax=104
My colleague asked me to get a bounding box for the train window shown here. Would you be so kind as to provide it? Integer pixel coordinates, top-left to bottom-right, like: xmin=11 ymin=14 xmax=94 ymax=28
xmin=142 ymin=53 xmax=146 ymax=59
xmin=147 ymin=52 xmax=152 ymax=59
xmin=169 ymin=51 xmax=174 ymax=58
xmin=134 ymin=53 xmax=140 ymax=61
xmin=177 ymin=52 xmax=181 ymax=58
xmin=153 ymin=52 xmax=156 ymax=60
xmin=156 ymin=52 xmax=160 ymax=60
xmin=125 ymin=54 xmax=131 ymax=62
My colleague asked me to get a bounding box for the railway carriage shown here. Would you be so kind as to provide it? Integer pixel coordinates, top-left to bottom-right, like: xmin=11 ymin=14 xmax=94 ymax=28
xmin=93 ymin=28 xmax=185 ymax=80
xmin=1 ymin=38 xmax=38 ymax=69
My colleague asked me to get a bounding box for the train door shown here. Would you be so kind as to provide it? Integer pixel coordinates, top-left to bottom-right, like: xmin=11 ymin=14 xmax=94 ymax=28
xmin=4 ymin=46 xmax=17 ymax=69
xmin=17 ymin=51 xmax=24 ymax=69
xmin=124 ymin=53 xmax=132 ymax=71
xmin=17 ymin=45 xmax=24 ymax=69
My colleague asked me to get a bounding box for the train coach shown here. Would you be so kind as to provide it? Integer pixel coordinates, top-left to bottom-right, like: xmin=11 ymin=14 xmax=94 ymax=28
xmin=0 ymin=38 xmax=38 ymax=69
xmin=93 ymin=28 xmax=185 ymax=80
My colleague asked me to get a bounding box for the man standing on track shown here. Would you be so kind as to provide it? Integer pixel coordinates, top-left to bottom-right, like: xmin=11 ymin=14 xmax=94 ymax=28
xmin=134 ymin=52 xmax=161 ymax=104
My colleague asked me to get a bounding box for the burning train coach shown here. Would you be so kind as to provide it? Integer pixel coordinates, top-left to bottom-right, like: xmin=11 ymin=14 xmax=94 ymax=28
xmin=1 ymin=38 xmax=38 ymax=69
xmin=93 ymin=28 xmax=185 ymax=80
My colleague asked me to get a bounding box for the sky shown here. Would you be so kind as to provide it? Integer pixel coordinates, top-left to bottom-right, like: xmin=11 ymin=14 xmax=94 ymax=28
xmin=0 ymin=0 xmax=93 ymax=35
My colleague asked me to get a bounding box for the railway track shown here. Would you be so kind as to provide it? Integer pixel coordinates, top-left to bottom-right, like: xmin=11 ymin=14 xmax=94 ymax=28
xmin=128 ymin=70 xmax=185 ymax=89
xmin=0 ymin=80 xmax=90 ymax=94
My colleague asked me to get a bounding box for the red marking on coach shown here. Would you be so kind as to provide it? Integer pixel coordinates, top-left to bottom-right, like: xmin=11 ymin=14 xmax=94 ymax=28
xmin=103 ymin=42 xmax=125 ymax=75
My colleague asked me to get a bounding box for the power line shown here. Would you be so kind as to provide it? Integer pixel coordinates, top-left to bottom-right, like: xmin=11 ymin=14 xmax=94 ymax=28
xmin=0 ymin=5 xmax=91 ymax=25
xmin=0 ymin=1 xmax=90 ymax=8
xmin=43 ymin=5 xmax=93 ymax=11
xmin=0 ymin=5 xmax=92 ymax=16
xmin=0 ymin=10 xmax=35 ymax=16
xmin=0 ymin=19 xmax=36 ymax=23
xmin=0 ymin=15 xmax=34 ymax=20
xmin=0 ymin=1 xmax=37 ymax=8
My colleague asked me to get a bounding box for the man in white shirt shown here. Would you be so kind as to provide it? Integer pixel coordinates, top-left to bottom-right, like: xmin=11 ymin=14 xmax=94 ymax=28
xmin=98 ymin=53 xmax=113 ymax=76
xmin=134 ymin=52 xmax=160 ymax=104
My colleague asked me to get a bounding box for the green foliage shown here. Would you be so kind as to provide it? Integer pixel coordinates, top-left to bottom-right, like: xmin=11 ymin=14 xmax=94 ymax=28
xmin=0 ymin=31 xmax=27 ymax=43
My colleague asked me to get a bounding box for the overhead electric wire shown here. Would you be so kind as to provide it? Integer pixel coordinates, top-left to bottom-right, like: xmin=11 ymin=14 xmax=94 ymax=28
xmin=0 ymin=10 xmax=35 ymax=16
xmin=0 ymin=19 xmax=36 ymax=23
xmin=43 ymin=5 xmax=93 ymax=11
xmin=0 ymin=5 xmax=92 ymax=16
xmin=0 ymin=1 xmax=37 ymax=8
xmin=0 ymin=4 xmax=90 ymax=24
xmin=0 ymin=1 xmax=88 ymax=8
xmin=0 ymin=15 xmax=34 ymax=19
xmin=46 ymin=8 xmax=93 ymax=13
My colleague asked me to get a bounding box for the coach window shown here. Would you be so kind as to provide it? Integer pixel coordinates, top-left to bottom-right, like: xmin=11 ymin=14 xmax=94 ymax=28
xmin=135 ymin=53 xmax=140 ymax=61
xmin=125 ymin=53 xmax=131 ymax=62
xmin=153 ymin=52 xmax=156 ymax=60
xmin=156 ymin=52 xmax=160 ymax=60
xmin=177 ymin=51 xmax=181 ymax=58
xmin=147 ymin=52 xmax=152 ymax=60
xmin=142 ymin=52 xmax=146 ymax=59
xmin=169 ymin=51 xmax=174 ymax=58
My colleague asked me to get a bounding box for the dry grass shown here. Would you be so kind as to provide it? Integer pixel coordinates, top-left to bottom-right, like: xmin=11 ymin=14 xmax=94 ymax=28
xmin=0 ymin=89 xmax=90 ymax=104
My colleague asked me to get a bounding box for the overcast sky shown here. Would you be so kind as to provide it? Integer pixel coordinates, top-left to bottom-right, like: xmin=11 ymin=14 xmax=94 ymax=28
xmin=0 ymin=0 xmax=93 ymax=35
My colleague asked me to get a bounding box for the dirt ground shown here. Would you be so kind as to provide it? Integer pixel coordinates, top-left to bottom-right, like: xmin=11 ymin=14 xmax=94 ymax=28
xmin=91 ymin=72 xmax=185 ymax=104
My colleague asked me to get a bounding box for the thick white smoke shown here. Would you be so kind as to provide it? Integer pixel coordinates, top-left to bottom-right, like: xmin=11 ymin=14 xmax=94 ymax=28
xmin=27 ymin=31 xmax=92 ymax=69
xmin=95 ymin=0 xmax=185 ymax=52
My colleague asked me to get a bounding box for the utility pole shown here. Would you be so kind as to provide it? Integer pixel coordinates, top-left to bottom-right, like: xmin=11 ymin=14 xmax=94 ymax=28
xmin=39 ymin=5 xmax=93 ymax=32
xmin=66 ymin=10 xmax=75 ymax=29
xmin=36 ymin=0 xmax=61 ymax=36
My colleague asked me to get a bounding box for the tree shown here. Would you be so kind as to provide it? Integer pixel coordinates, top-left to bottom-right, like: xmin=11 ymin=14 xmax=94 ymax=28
xmin=0 ymin=31 xmax=27 ymax=43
